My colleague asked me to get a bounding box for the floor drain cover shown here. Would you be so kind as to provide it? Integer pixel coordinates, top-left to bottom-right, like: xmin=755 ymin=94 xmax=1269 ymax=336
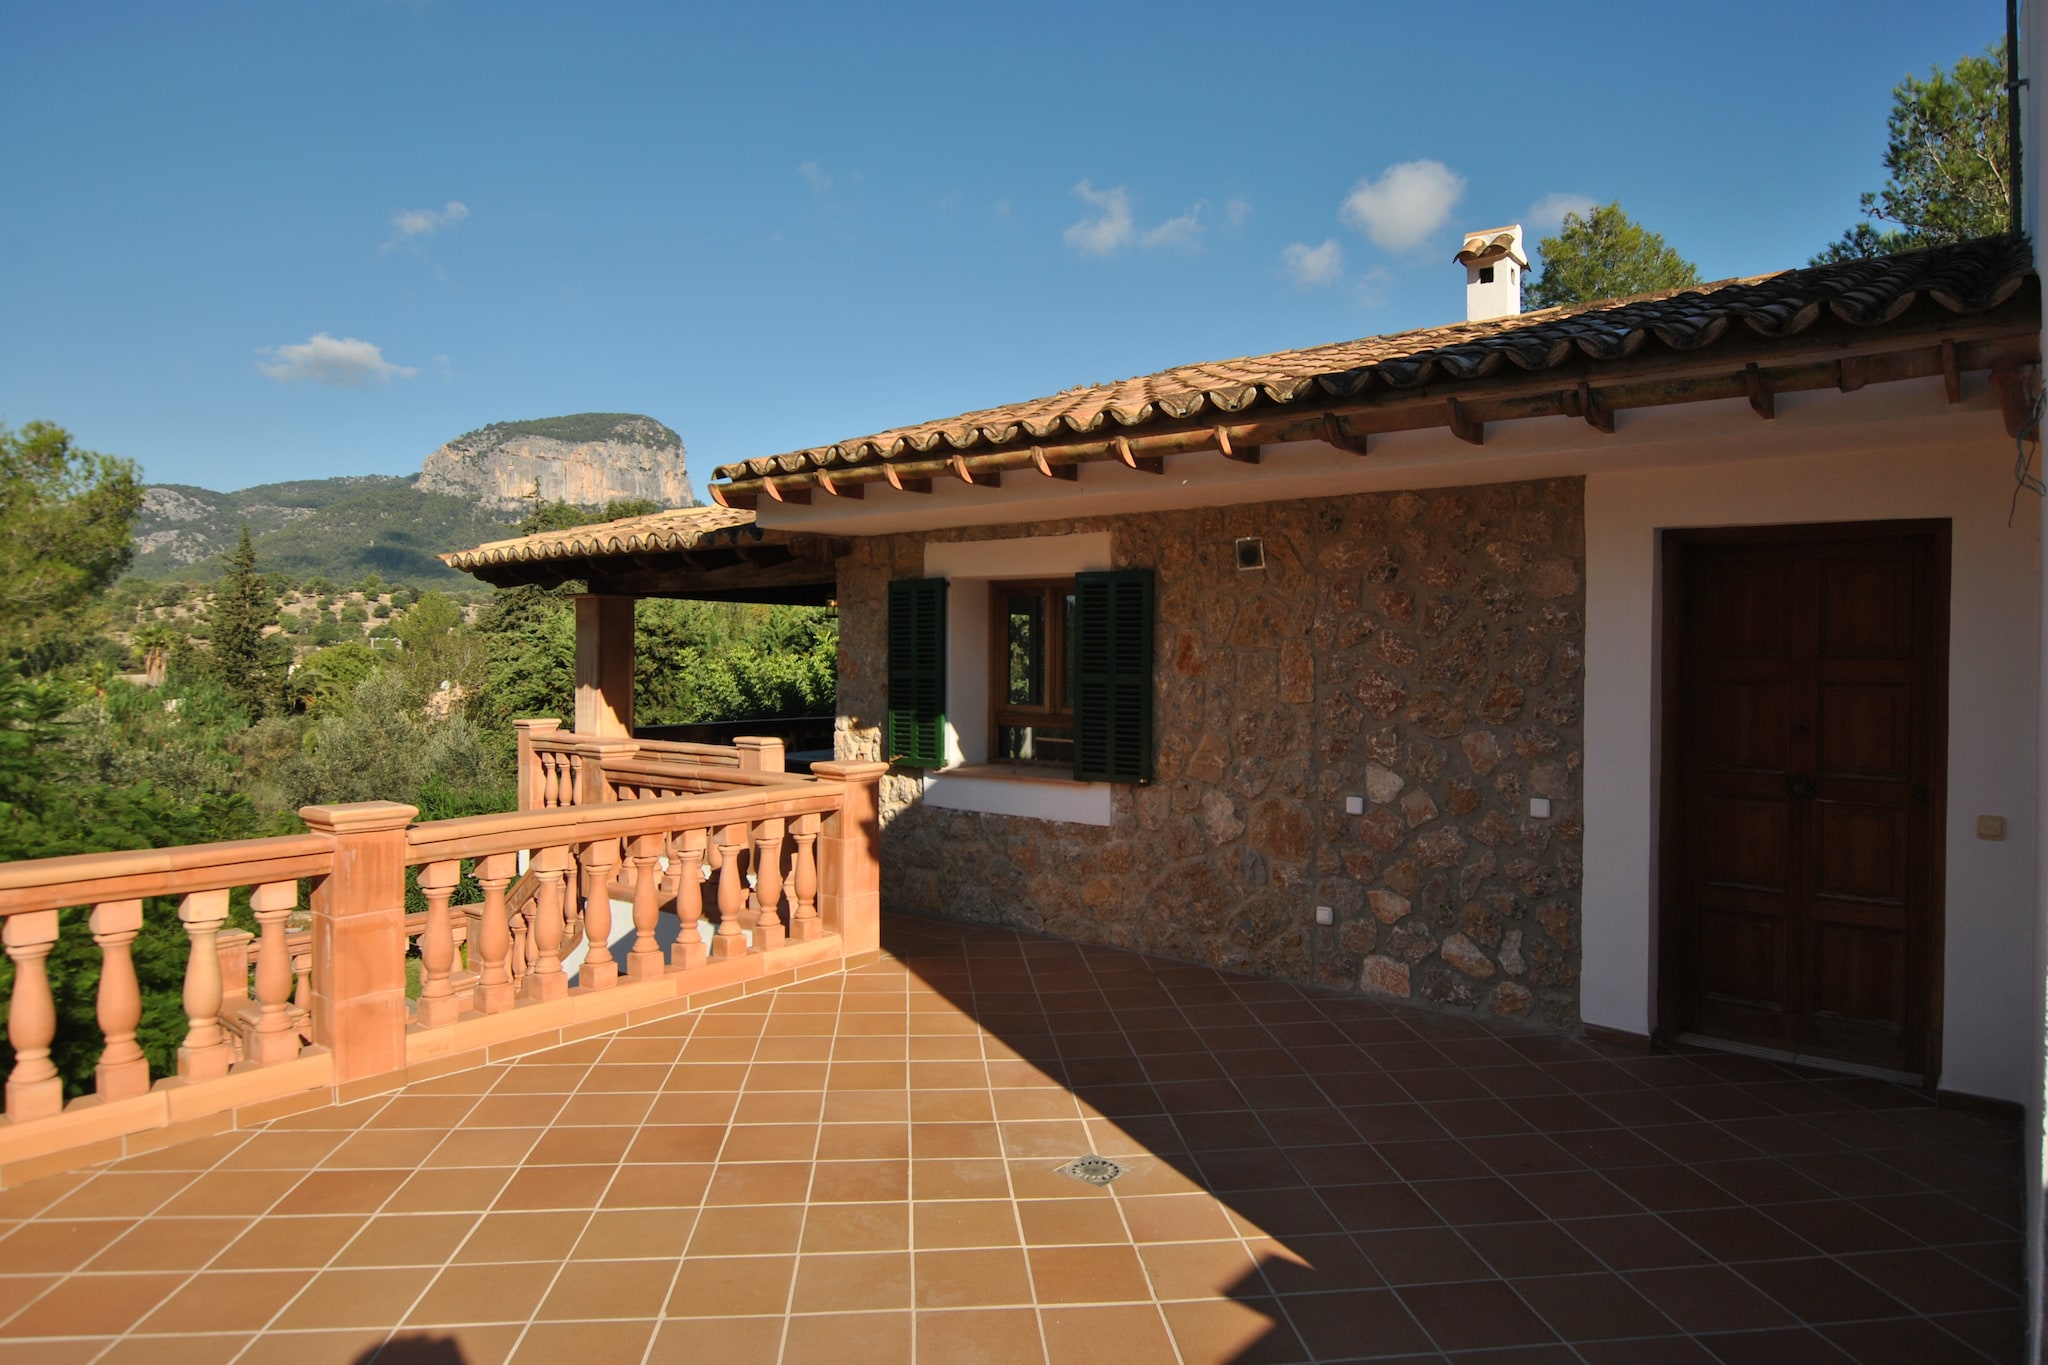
xmin=1057 ymin=1155 xmax=1125 ymax=1186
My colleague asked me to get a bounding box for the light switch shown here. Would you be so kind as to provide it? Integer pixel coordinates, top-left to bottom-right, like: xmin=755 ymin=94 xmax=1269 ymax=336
xmin=1344 ymin=796 xmax=1365 ymax=815
xmin=1529 ymin=798 xmax=1553 ymax=819
xmin=1314 ymin=905 xmax=1335 ymax=925
xmin=1977 ymin=815 xmax=2007 ymax=841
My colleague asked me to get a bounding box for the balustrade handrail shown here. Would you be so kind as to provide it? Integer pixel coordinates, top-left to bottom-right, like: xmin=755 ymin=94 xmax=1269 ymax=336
xmin=0 ymin=834 xmax=336 ymax=917
xmin=403 ymin=782 xmax=846 ymax=865
xmin=601 ymin=757 xmax=813 ymax=790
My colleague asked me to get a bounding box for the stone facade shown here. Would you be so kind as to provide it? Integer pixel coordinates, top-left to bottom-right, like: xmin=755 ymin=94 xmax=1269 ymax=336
xmin=835 ymin=477 xmax=1586 ymax=1027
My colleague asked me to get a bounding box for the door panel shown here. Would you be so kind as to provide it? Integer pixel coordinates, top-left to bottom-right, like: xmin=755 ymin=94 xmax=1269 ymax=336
xmin=1669 ymin=526 xmax=1942 ymax=1077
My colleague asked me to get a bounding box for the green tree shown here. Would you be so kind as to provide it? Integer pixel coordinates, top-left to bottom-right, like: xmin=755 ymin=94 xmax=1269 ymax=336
xmin=0 ymin=422 xmax=143 ymax=672
xmin=1815 ymin=44 xmax=2012 ymax=263
xmin=206 ymin=527 xmax=287 ymax=719
xmin=1525 ymin=203 xmax=1701 ymax=310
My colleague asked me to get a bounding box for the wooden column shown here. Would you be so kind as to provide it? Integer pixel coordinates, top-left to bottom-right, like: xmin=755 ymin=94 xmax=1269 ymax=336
xmin=810 ymin=761 xmax=889 ymax=957
xmin=573 ymin=595 xmax=636 ymax=738
xmin=301 ymin=801 xmax=418 ymax=1084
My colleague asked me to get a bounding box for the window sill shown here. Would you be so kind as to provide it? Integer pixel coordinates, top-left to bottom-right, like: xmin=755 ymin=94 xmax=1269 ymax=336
xmin=920 ymin=765 xmax=1114 ymax=826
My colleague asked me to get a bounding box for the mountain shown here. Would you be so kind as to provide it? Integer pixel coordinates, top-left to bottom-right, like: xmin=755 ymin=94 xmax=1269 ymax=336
xmin=418 ymin=413 xmax=694 ymax=511
xmin=129 ymin=411 xmax=697 ymax=585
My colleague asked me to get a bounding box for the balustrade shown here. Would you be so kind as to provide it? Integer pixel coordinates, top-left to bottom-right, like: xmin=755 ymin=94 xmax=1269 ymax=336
xmin=0 ymin=733 xmax=885 ymax=1179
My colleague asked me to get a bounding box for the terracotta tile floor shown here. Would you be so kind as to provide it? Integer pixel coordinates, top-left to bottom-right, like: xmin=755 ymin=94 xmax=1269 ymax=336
xmin=0 ymin=914 xmax=2021 ymax=1363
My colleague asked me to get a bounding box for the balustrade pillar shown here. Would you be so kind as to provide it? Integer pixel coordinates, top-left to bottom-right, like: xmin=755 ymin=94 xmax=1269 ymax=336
xmin=416 ymin=860 xmax=462 ymax=1027
xmin=300 ymin=801 xmax=417 ymax=1084
xmin=472 ymin=852 xmax=518 ymax=1014
xmin=89 ymin=899 xmax=150 ymax=1101
xmin=711 ymin=823 xmax=750 ymax=960
xmin=811 ymin=761 xmax=890 ymax=957
xmin=513 ymin=718 xmax=563 ymax=812
xmin=578 ymin=838 xmax=619 ymax=991
xmin=525 ymin=846 xmax=570 ymax=1001
xmin=176 ymin=889 xmax=233 ymax=1083
xmin=4 ymin=909 xmax=62 ymax=1120
xmin=789 ymin=814 xmax=821 ymax=943
xmin=626 ymin=833 xmax=665 ymax=979
xmin=668 ymin=828 xmax=708 ymax=971
xmin=751 ymin=817 xmax=786 ymax=952
xmin=247 ymin=880 xmax=302 ymax=1064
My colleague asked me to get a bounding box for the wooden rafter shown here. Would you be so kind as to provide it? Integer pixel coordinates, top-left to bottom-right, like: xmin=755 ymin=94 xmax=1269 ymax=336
xmin=1114 ymin=434 xmax=1163 ymax=475
xmin=1941 ymin=338 xmax=1962 ymax=403
xmin=884 ymin=463 xmax=932 ymax=495
xmin=1031 ymin=447 xmax=1079 ymax=481
xmin=1574 ymin=382 xmax=1614 ymax=435
xmin=762 ymin=479 xmax=810 ymax=506
xmin=950 ymin=454 xmax=1000 ymax=488
xmin=1321 ymin=412 xmax=1370 ymax=455
xmin=817 ymin=471 xmax=863 ymax=499
xmin=1445 ymin=396 xmax=1482 ymax=446
xmin=1215 ymin=426 xmax=1259 ymax=463
xmin=1745 ymin=363 xmax=1775 ymax=419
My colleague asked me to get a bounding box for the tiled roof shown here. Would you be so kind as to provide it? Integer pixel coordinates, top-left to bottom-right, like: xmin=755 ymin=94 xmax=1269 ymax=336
xmin=441 ymin=505 xmax=759 ymax=570
xmin=713 ymin=234 xmax=2035 ymax=485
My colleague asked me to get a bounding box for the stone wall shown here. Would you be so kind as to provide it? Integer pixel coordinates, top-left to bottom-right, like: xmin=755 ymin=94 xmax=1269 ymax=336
xmin=835 ymin=477 xmax=1587 ymax=1026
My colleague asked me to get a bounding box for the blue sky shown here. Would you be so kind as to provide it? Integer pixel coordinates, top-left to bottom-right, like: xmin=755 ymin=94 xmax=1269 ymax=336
xmin=0 ymin=1 xmax=2006 ymax=496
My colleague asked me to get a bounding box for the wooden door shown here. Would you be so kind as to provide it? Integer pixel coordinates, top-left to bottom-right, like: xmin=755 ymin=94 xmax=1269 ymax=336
xmin=1664 ymin=523 xmax=1946 ymax=1078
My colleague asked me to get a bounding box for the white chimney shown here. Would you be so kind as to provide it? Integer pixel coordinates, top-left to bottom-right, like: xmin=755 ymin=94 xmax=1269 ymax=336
xmin=1454 ymin=224 xmax=1527 ymax=322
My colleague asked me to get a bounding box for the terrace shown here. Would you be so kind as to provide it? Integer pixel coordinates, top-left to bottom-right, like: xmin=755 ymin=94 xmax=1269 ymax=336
xmin=0 ymin=735 xmax=2024 ymax=1363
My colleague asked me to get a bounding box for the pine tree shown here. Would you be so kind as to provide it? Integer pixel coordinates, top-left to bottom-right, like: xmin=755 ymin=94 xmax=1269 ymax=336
xmin=1525 ymin=203 xmax=1701 ymax=310
xmin=207 ymin=526 xmax=285 ymax=719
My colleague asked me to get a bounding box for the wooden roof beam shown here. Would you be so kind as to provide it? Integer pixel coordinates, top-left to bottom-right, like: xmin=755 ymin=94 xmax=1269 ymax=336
xmin=1445 ymin=397 xmax=1483 ymax=446
xmin=1942 ymin=338 xmax=1962 ymax=403
xmin=883 ymin=463 xmax=932 ymax=494
xmin=1114 ymin=435 xmax=1164 ymax=475
xmin=817 ymin=472 xmax=863 ymax=499
xmin=1031 ymin=447 xmax=1080 ymax=480
xmin=950 ymin=455 xmax=1001 ymax=488
xmin=1215 ymin=426 xmax=1260 ymax=463
xmin=1321 ymin=413 xmax=1370 ymax=454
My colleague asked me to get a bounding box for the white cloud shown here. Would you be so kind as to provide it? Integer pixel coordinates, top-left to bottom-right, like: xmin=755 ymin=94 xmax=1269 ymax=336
xmin=1526 ymin=192 xmax=1598 ymax=235
xmin=1063 ymin=180 xmax=1133 ymax=255
xmin=1339 ymin=160 xmax=1466 ymax=251
xmin=1224 ymin=195 xmax=1252 ymax=231
xmin=1141 ymin=202 xmax=1205 ymax=251
xmin=798 ymin=161 xmax=831 ymax=195
xmin=1282 ymin=239 xmax=1344 ymax=287
xmin=1353 ymin=266 xmax=1393 ymax=309
xmin=258 ymin=333 xmax=419 ymax=386
xmin=386 ymin=200 xmax=467 ymax=248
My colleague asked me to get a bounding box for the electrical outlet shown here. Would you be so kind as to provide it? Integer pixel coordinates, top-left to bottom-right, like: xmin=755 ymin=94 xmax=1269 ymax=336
xmin=1529 ymin=798 xmax=1553 ymax=819
xmin=1344 ymin=796 xmax=1364 ymax=815
xmin=1314 ymin=905 xmax=1334 ymax=925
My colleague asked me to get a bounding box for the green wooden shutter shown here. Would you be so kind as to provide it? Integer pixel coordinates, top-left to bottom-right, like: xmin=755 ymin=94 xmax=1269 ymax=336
xmin=1072 ymin=569 xmax=1154 ymax=784
xmin=886 ymin=577 xmax=947 ymax=768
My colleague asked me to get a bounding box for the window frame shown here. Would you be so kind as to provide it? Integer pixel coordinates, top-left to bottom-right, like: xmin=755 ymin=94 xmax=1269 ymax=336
xmin=985 ymin=577 xmax=1076 ymax=771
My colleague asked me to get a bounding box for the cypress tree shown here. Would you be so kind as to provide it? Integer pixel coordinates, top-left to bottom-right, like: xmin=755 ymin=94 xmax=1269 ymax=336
xmin=208 ymin=526 xmax=285 ymax=718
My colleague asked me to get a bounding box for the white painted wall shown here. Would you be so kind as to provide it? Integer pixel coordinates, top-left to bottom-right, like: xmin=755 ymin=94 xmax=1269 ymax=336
xmin=1584 ymin=403 xmax=2042 ymax=1102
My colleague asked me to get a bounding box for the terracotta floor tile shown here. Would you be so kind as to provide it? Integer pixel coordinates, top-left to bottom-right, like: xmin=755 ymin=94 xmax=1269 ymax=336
xmin=802 ymin=1200 xmax=910 ymax=1253
xmin=812 ymin=1159 xmax=910 ymax=1203
xmin=913 ymin=1122 xmax=1004 ymax=1160
xmin=271 ymin=1266 xmax=432 ymax=1330
xmin=1018 ymin=1197 xmax=1129 ymax=1247
xmin=915 ymin=1198 xmax=1022 ymax=1249
xmin=1628 ymin=1265 xmax=1798 ymax=1334
xmin=1517 ymin=1270 xmax=1679 ymax=1342
xmin=645 ymin=1314 xmax=784 ymax=1361
xmin=1401 ymin=1277 xmax=1559 ymax=1351
xmin=214 ymin=1214 xmax=367 ymax=1269
xmin=0 ymin=1275 xmax=58 ymax=1327
xmin=718 ymin=1121 xmax=820 ymax=1162
xmin=1567 ymin=1213 xmax=1713 ymax=1271
xmin=1161 ymin=1297 xmax=1309 ymax=1364
xmin=783 ymin=1309 xmax=913 ymax=1365
xmin=97 ymin=1332 xmax=251 ymax=1365
xmin=133 ymin=1268 xmax=315 ymax=1333
xmin=1278 ymin=1286 xmax=1432 ymax=1359
xmin=822 ymin=1090 xmax=910 ymax=1123
xmin=914 ymin=1247 xmax=1034 ymax=1308
xmin=600 ymin=1163 xmax=713 ymax=1209
xmin=273 ymin=1169 xmax=410 ymax=1217
xmin=0 ymin=1342 xmax=116 ymax=1365
xmin=368 ymin=1096 xmax=482 ymax=1131
xmin=1818 ymin=1316 xmax=1991 ymax=1365
xmin=419 ymin=1127 xmax=545 ymax=1169
xmin=702 ymin=1161 xmax=812 ymax=1206
xmin=0 ymin=1272 xmax=185 ymax=1338
xmin=464 ymin=1096 xmax=570 ymax=1129
xmin=41 ymin=1172 xmax=195 ymax=1219
xmin=218 ymin=1130 xmax=350 ymax=1172
xmin=663 ymin=1254 xmax=795 ymax=1317
xmin=404 ymin=1260 xmax=558 ymax=1325
xmin=1841 ymin=1247 xmax=2018 ymax=1314
xmin=451 ymin=1211 xmax=588 ymax=1264
xmin=792 ymin=1249 xmax=913 ymax=1312
xmin=1462 ymin=1219 xmax=1604 ymax=1279
xmin=332 ymin=1212 xmax=481 ymax=1268
xmin=0 ymin=1219 xmax=135 ymax=1274
xmin=1353 ymin=1225 xmax=1491 ymax=1286
xmin=1028 ymin=1244 xmax=1153 ymax=1304
xmin=689 ymin=1203 xmax=805 ymax=1256
xmin=534 ymin=1255 xmax=674 ymax=1319
xmin=1116 ymin=1191 xmax=1237 ymax=1243
xmin=233 ymin=1329 xmax=393 ymax=1365
xmin=912 ymin=1157 xmax=1011 ymax=1201
xmin=491 ymin=1165 xmax=612 ymax=1213
xmin=573 ymin=1208 xmax=696 ymax=1261
xmin=1041 ymin=1303 xmax=1177 ymax=1364
xmin=915 ymin=1306 xmax=1044 ymax=1363
xmin=1735 ymin=1255 xmax=1912 ymax=1324
xmin=509 ymin=1318 xmax=655 ymax=1363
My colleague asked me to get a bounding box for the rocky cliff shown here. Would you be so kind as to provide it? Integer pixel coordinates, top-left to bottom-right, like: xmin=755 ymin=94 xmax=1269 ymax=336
xmin=417 ymin=413 xmax=695 ymax=512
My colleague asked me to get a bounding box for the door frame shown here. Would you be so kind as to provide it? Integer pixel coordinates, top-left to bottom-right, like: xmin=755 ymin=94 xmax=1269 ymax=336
xmin=1653 ymin=518 xmax=1952 ymax=1087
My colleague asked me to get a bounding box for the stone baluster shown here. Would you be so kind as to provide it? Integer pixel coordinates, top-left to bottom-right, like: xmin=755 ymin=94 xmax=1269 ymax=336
xmin=247 ymin=881 xmax=302 ymax=1065
xmin=4 ymin=910 xmax=63 ymax=1120
xmin=472 ymin=852 xmax=518 ymax=1014
xmin=711 ymin=822 xmax=750 ymax=960
xmin=669 ymin=828 xmax=708 ymax=971
xmin=751 ymin=817 xmax=786 ymax=951
xmin=291 ymin=946 xmax=312 ymax=1028
xmin=564 ymin=754 xmax=582 ymax=809
xmin=579 ymin=839 xmax=619 ymax=991
xmin=789 ymin=814 xmax=821 ymax=942
xmin=626 ymin=832 xmax=666 ymax=979
xmin=525 ymin=846 xmax=570 ymax=1001
xmin=177 ymin=889 xmax=233 ymax=1082
xmin=89 ymin=900 xmax=150 ymax=1101
xmin=416 ymin=860 xmax=462 ymax=1026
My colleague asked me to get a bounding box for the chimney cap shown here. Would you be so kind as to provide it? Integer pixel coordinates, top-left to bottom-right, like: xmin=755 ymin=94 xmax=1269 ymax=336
xmin=1454 ymin=225 xmax=1528 ymax=270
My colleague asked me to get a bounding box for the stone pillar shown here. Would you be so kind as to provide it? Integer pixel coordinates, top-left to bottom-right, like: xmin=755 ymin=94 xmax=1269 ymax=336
xmin=300 ymin=801 xmax=418 ymax=1084
xmin=572 ymin=736 xmax=640 ymax=806
xmin=810 ymin=760 xmax=889 ymax=957
xmin=513 ymin=718 xmax=563 ymax=811
xmin=573 ymin=595 xmax=636 ymax=739
xmin=734 ymin=737 xmax=785 ymax=774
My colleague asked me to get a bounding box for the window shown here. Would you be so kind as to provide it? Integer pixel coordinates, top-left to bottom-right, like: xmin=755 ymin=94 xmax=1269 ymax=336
xmin=886 ymin=577 xmax=947 ymax=767
xmin=989 ymin=580 xmax=1076 ymax=769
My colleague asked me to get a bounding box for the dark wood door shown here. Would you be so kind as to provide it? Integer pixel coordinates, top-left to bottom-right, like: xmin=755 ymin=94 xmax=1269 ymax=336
xmin=1667 ymin=524 xmax=1946 ymax=1077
